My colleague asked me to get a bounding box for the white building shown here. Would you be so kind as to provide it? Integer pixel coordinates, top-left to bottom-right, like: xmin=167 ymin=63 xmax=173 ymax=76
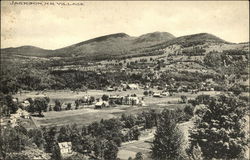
xmin=58 ymin=142 xmax=73 ymax=156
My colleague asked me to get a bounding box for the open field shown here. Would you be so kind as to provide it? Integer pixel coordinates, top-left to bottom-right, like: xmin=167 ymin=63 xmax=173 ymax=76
xmin=31 ymin=104 xmax=186 ymax=128
xmin=118 ymin=121 xmax=195 ymax=160
xmin=14 ymin=89 xmax=223 ymax=128
xmin=14 ymin=89 xmax=222 ymax=106
xmin=118 ymin=128 xmax=155 ymax=160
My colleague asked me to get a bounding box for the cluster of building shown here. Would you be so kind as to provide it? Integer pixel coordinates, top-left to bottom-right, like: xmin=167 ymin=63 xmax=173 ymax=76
xmin=95 ymin=94 xmax=145 ymax=109
xmin=0 ymin=108 xmax=30 ymax=128
xmin=106 ymin=83 xmax=140 ymax=92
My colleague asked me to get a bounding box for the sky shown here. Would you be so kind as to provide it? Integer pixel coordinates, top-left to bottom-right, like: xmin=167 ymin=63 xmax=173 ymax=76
xmin=1 ymin=1 xmax=249 ymax=49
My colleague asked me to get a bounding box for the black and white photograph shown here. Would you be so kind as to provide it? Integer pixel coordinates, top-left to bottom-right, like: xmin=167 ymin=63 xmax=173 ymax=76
xmin=0 ymin=1 xmax=249 ymax=160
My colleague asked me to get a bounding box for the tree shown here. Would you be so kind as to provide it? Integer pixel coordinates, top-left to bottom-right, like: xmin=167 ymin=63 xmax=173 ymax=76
xmin=57 ymin=126 xmax=71 ymax=142
xmin=51 ymin=143 xmax=62 ymax=160
xmin=2 ymin=95 xmax=18 ymax=114
xmin=5 ymin=153 xmax=31 ymax=160
xmin=189 ymin=94 xmax=248 ymax=159
xmin=186 ymin=144 xmax=203 ymax=160
xmin=33 ymin=97 xmax=50 ymax=116
xmin=143 ymin=90 xmax=149 ymax=96
xmin=134 ymin=152 xmax=143 ymax=160
xmin=75 ymin=100 xmax=79 ymax=110
xmin=89 ymin=96 xmax=95 ymax=104
xmin=49 ymin=105 xmax=52 ymax=111
xmin=142 ymin=110 xmax=157 ymax=129
xmin=195 ymin=94 xmax=210 ymax=105
xmin=151 ymin=109 xmax=184 ymax=160
xmin=71 ymin=129 xmax=94 ymax=154
xmin=63 ymin=153 xmax=88 ymax=160
xmin=131 ymin=126 xmax=140 ymax=140
xmin=43 ymin=126 xmax=57 ymax=153
xmin=28 ymin=128 xmax=45 ymax=149
xmin=66 ymin=103 xmax=72 ymax=110
xmin=121 ymin=114 xmax=137 ymax=128
xmin=112 ymin=135 xmax=122 ymax=147
xmin=26 ymin=98 xmax=35 ymax=113
xmin=102 ymin=94 xmax=109 ymax=101
xmin=103 ymin=140 xmax=118 ymax=160
xmin=230 ymin=84 xmax=243 ymax=96
xmin=54 ymin=100 xmax=62 ymax=111
xmin=0 ymin=74 xmax=19 ymax=94
xmin=184 ymin=105 xmax=194 ymax=117
xmin=182 ymin=105 xmax=195 ymax=121
xmin=0 ymin=127 xmax=31 ymax=159
xmin=180 ymin=95 xmax=187 ymax=103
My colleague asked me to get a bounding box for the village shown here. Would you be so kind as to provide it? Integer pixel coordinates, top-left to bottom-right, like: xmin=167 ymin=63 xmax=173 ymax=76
xmin=1 ymin=1 xmax=249 ymax=159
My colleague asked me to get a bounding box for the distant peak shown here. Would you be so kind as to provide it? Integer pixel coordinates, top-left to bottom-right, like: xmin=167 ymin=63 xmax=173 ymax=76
xmin=69 ymin=32 xmax=130 ymax=48
xmin=178 ymin=32 xmax=227 ymax=43
xmin=94 ymin=33 xmax=130 ymax=40
xmin=139 ymin=31 xmax=175 ymax=37
xmin=110 ymin=33 xmax=130 ymax=37
xmin=18 ymin=45 xmax=42 ymax=49
xmin=135 ymin=31 xmax=175 ymax=43
xmin=194 ymin=33 xmax=218 ymax=37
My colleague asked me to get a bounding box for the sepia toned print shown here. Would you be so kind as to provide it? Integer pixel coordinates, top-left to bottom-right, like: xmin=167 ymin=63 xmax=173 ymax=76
xmin=0 ymin=1 xmax=249 ymax=160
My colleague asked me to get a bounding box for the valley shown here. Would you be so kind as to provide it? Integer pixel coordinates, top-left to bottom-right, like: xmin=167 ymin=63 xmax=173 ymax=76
xmin=1 ymin=31 xmax=249 ymax=160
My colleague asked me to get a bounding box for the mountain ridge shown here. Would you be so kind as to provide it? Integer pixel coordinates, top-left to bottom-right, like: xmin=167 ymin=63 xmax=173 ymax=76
xmin=1 ymin=32 xmax=229 ymax=59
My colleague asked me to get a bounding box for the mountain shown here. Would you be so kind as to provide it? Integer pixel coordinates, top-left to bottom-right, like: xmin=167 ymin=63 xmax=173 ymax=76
xmin=1 ymin=32 xmax=229 ymax=60
xmin=1 ymin=32 xmax=175 ymax=59
xmin=146 ymin=33 xmax=229 ymax=50
xmin=171 ymin=33 xmax=228 ymax=45
xmin=134 ymin=32 xmax=175 ymax=43
xmin=52 ymin=32 xmax=176 ymax=59
xmin=1 ymin=45 xmax=52 ymax=57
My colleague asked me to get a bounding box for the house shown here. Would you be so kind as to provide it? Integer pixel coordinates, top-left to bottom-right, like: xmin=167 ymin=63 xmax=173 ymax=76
xmin=20 ymin=100 xmax=30 ymax=108
xmin=12 ymin=108 xmax=23 ymax=119
xmin=58 ymin=142 xmax=73 ymax=156
xmin=95 ymin=101 xmax=109 ymax=109
xmin=161 ymin=92 xmax=170 ymax=96
xmin=122 ymin=95 xmax=140 ymax=105
xmin=106 ymin=87 xmax=115 ymax=91
xmin=139 ymin=100 xmax=146 ymax=106
xmin=0 ymin=119 xmax=7 ymax=126
xmin=121 ymin=68 xmax=126 ymax=72
xmin=9 ymin=116 xmax=18 ymax=127
xmin=210 ymin=88 xmax=214 ymax=91
xmin=10 ymin=108 xmax=30 ymax=120
xmin=177 ymin=85 xmax=188 ymax=92
xmin=127 ymin=84 xmax=139 ymax=90
xmin=12 ymin=98 xmax=18 ymax=103
xmin=191 ymin=89 xmax=199 ymax=94
xmin=153 ymin=93 xmax=162 ymax=98
xmin=109 ymin=95 xmax=123 ymax=104
xmin=79 ymin=95 xmax=91 ymax=104
xmin=21 ymin=110 xmax=30 ymax=119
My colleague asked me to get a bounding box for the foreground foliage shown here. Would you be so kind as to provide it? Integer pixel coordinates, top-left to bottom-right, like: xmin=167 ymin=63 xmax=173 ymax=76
xmin=189 ymin=94 xmax=248 ymax=159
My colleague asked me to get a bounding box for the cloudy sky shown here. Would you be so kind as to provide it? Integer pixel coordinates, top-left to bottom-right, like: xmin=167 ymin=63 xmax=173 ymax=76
xmin=1 ymin=1 xmax=249 ymax=49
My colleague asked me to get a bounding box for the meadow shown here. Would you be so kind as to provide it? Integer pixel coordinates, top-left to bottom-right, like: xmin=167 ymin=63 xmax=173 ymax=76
xmin=14 ymin=89 xmax=222 ymax=128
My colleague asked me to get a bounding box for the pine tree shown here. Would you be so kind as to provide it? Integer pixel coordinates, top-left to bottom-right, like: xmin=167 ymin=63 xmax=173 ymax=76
xmin=151 ymin=109 xmax=184 ymax=160
xmin=44 ymin=126 xmax=57 ymax=153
